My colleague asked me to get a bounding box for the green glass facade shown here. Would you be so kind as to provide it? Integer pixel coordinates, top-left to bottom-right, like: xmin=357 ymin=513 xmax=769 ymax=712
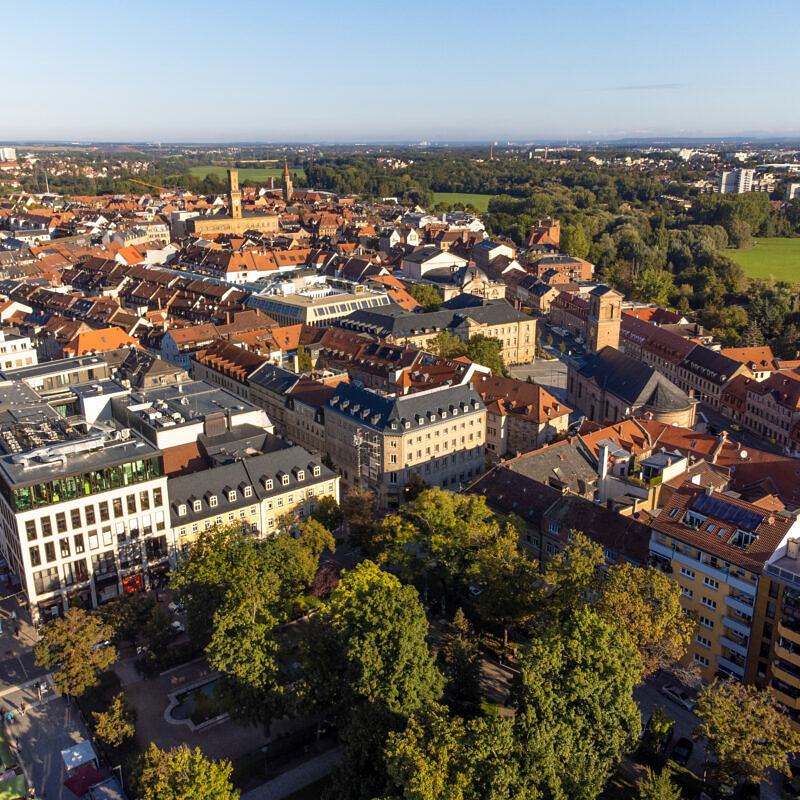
xmin=7 ymin=457 xmax=162 ymax=511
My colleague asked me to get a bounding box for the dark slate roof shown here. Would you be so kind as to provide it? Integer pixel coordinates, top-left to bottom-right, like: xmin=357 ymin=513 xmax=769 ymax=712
xmin=576 ymin=347 xmax=691 ymax=411
xmin=324 ymin=382 xmax=484 ymax=433
xmin=505 ymin=438 xmax=598 ymax=495
xmin=248 ymin=362 xmax=302 ymax=395
xmin=680 ymin=346 xmax=742 ymax=385
xmin=168 ymin=444 xmax=336 ymax=524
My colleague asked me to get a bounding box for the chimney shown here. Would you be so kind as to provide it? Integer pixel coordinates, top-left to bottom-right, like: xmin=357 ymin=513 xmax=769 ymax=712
xmin=599 ymin=443 xmax=610 ymax=481
xmin=704 ymin=485 xmax=714 ymax=497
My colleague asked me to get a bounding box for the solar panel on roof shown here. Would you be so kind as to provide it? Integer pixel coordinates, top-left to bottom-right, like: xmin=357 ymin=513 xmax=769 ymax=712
xmin=691 ymin=493 xmax=763 ymax=532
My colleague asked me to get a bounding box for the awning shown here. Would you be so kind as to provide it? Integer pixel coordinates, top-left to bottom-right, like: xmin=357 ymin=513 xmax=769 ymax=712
xmin=89 ymin=776 xmax=127 ymax=799
xmin=0 ymin=774 xmax=27 ymax=800
xmin=64 ymin=763 xmax=105 ymax=797
xmin=60 ymin=739 xmax=97 ymax=771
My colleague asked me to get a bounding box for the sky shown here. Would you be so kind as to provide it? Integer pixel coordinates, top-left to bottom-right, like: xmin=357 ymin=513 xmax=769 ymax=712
xmin=2 ymin=0 xmax=799 ymax=143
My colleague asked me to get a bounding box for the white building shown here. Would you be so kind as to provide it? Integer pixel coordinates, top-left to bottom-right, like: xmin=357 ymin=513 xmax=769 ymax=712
xmin=718 ymin=169 xmax=754 ymax=194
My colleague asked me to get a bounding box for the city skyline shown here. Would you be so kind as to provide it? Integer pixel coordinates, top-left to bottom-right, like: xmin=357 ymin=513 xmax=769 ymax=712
xmin=4 ymin=0 xmax=799 ymax=142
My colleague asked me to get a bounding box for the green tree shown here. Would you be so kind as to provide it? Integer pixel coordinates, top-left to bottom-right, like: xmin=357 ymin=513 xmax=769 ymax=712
xmin=541 ymin=532 xmax=604 ymax=619
xmin=406 ymin=283 xmax=443 ymax=312
xmin=597 ymin=563 xmax=692 ymax=676
xmin=98 ymin=593 xmax=156 ymax=643
xmin=513 ymin=607 xmax=643 ymax=800
xmin=426 ymin=331 xmax=468 ymax=359
xmin=296 ymin=343 xmax=312 ymax=372
xmin=93 ymin=692 xmax=136 ymax=748
xmin=694 ymin=680 xmax=800 ymax=784
xmin=634 ymin=267 xmax=676 ymax=307
xmin=142 ymin=604 xmax=178 ymax=655
xmin=466 ymin=335 xmax=507 ymax=376
xmin=294 ymin=517 xmax=336 ymax=561
xmin=384 ymin=704 xmax=521 ymax=800
xmin=341 ymin=488 xmax=378 ymax=550
xmin=642 ymin=706 xmax=675 ymax=754
xmin=639 ymin=767 xmax=682 ymax=800
xmin=561 ymin=224 xmax=590 ymax=259
xmin=302 ymin=561 xmax=443 ymax=717
xmin=134 ymin=744 xmax=239 ymax=800
xmin=440 ymin=609 xmax=482 ymax=718
xmin=312 ymin=495 xmax=344 ymax=531
xmin=403 ymin=471 xmax=429 ymax=502
xmin=34 ymin=607 xmax=116 ymax=697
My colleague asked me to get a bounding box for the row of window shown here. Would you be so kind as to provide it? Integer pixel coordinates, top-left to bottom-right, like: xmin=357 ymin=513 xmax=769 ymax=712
xmin=24 ymin=489 xmax=163 ymax=541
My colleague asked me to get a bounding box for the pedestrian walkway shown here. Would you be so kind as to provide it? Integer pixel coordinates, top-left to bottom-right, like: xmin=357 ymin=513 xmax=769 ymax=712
xmin=242 ymin=747 xmax=341 ymax=800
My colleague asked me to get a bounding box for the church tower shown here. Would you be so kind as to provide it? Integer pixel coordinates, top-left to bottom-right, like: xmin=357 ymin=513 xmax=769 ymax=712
xmin=585 ymin=286 xmax=622 ymax=353
xmin=282 ymin=159 xmax=293 ymax=203
xmin=227 ymin=168 xmax=242 ymax=219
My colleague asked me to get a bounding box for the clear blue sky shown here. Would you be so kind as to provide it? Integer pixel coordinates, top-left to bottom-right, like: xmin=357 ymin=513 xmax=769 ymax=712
xmin=3 ymin=0 xmax=799 ymax=142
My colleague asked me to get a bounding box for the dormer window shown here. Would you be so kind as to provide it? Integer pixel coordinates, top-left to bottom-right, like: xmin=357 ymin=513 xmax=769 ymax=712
xmin=228 ymin=490 xmax=236 ymax=502
xmin=297 ymin=470 xmax=305 ymax=482
xmin=265 ymin=479 xmax=273 ymax=491
xmin=209 ymin=495 xmax=218 ymax=508
xmin=178 ymin=504 xmax=187 ymax=516
xmin=192 ymin=500 xmax=202 ymax=513
xmin=244 ymin=485 xmax=252 ymax=498
xmin=282 ymin=474 xmax=290 ymax=487
xmin=313 ymin=465 xmax=321 ymax=477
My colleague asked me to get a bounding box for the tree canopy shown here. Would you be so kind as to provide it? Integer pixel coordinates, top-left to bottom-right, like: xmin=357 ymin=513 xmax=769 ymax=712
xmin=134 ymin=744 xmax=239 ymax=800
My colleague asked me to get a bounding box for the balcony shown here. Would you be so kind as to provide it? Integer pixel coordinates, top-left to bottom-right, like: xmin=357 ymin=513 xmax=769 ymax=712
xmin=776 ymin=639 xmax=800 ymax=669
xmin=722 ymin=615 xmax=752 ymax=638
xmin=649 ymin=541 xmax=756 ymax=596
xmin=725 ymin=594 xmax=755 ymax=616
xmin=778 ymin=617 xmax=800 ymax=644
xmin=720 ymin=635 xmax=749 ymax=659
xmin=717 ymin=655 xmax=745 ymax=679
xmin=772 ymin=679 xmax=800 ymax=709
xmin=773 ymin=659 xmax=800 ymax=686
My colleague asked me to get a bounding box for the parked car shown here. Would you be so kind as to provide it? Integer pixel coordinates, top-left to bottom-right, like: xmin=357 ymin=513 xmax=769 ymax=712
xmin=660 ymin=683 xmax=694 ymax=711
xmin=671 ymin=737 xmax=693 ymax=766
xmin=468 ymin=584 xmax=482 ymax=596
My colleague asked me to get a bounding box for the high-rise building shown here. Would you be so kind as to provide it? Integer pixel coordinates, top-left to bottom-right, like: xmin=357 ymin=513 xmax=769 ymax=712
xmin=718 ymin=169 xmax=754 ymax=194
xmin=0 ymin=147 xmax=16 ymax=163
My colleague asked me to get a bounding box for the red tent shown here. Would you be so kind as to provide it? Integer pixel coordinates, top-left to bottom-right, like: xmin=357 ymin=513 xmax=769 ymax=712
xmin=64 ymin=763 xmax=106 ymax=797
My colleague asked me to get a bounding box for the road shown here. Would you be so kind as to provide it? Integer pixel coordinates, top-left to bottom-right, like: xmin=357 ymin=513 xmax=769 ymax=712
xmin=697 ymin=402 xmax=785 ymax=456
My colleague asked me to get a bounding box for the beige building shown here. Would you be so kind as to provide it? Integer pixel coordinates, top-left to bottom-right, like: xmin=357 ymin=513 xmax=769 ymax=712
xmin=167 ymin=446 xmax=339 ymax=550
xmin=323 ymin=382 xmax=486 ymax=507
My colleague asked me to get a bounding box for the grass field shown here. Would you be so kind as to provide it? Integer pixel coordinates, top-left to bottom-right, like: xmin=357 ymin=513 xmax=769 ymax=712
xmin=430 ymin=192 xmax=496 ymax=212
xmin=731 ymin=237 xmax=800 ymax=282
xmin=189 ymin=165 xmax=306 ymax=182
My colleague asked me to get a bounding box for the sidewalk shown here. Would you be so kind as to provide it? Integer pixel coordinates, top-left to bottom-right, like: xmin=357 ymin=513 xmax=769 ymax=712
xmin=242 ymin=747 xmax=341 ymax=800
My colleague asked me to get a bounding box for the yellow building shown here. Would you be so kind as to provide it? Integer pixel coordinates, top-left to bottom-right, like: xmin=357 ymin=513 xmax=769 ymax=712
xmin=649 ymin=483 xmax=800 ymax=684
xmin=189 ymin=168 xmax=280 ymax=237
xmin=167 ymin=445 xmax=339 ymax=551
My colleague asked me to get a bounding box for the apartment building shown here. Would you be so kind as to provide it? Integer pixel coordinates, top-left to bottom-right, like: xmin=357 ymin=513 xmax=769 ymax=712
xmin=323 ymin=382 xmax=486 ymax=507
xmin=743 ymin=370 xmax=800 ymax=453
xmin=718 ymin=169 xmax=754 ymax=194
xmin=649 ymin=484 xmax=800 ymax=683
xmin=0 ymin=330 xmax=37 ymax=371
xmin=0 ymin=392 xmax=169 ymax=622
xmin=167 ymin=446 xmax=339 ymax=551
xmin=247 ymin=288 xmax=393 ymax=327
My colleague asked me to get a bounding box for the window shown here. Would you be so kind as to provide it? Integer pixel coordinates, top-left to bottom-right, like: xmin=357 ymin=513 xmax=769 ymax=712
xmin=287 ymin=494 xmax=294 ymax=504
xmin=33 ymin=567 xmax=60 ymax=596
xmin=694 ymin=654 xmax=709 ymax=667
xmin=99 ymin=502 xmax=110 ymax=522
xmin=153 ymin=488 xmax=163 ymax=507
xmin=297 ymin=470 xmax=305 ymax=482
xmin=228 ymin=491 xmax=236 ymax=502
xmin=701 ymin=596 xmax=717 ymax=610
xmin=56 ymin=512 xmax=67 ymax=533
xmin=71 ymin=509 xmax=81 ymax=529
xmin=29 ymin=546 xmax=41 ymax=567
xmin=696 ymin=635 xmax=711 ymax=648
xmin=227 ymin=512 xmax=235 ymax=522
xmin=548 ymin=521 xmax=559 ymax=535
xmin=41 ymin=517 xmax=52 ymax=537
xmin=74 ymin=534 xmax=84 ymax=554
xmin=139 ymin=491 xmax=150 ymax=511
xmin=84 ymin=507 xmax=95 ymax=526
xmin=193 ymin=500 xmax=202 ymax=513
xmin=113 ymin=498 xmax=123 ymax=517
xmin=25 ymin=521 xmax=36 ymax=541
xmin=699 ymin=616 xmax=714 ymax=629
xmin=209 ymin=495 xmax=218 ymax=508
xmin=281 ymin=475 xmax=290 ymax=487
xmin=681 ymin=588 xmax=693 ymax=599
xmin=191 ymin=522 xmax=199 ymax=534
xmin=142 ymin=515 xmax=152 ymax=535
xmin=88 ymin=531 xmax=98 ymax=550
xmin=249 ymin=506 xmax=257 ymax=516
xmin=127 ymin=495 xmax=136 ymax=515
xmin=244 ymin=486 xmax=252 ymax=498
xmin=704 ymin=577 xmax=719 ymax=590
xmin=239 ymin=509 xmax=246 ymax=519
xmin=680 ymin=567 xmax=695 ymax=579
xmin=44 ymin=541 xmax=56 ymax=563
xmin=313 ymin=466 xmax=321 ymax=477
xmin=155 ymin=511 xmax=165 ymax=531
xmin=178 ymin=504 xmax=187 ymax=516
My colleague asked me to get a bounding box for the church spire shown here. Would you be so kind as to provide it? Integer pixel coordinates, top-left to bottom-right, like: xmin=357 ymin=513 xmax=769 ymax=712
xmin=282 ymin=158 xmax=293 ymax=203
